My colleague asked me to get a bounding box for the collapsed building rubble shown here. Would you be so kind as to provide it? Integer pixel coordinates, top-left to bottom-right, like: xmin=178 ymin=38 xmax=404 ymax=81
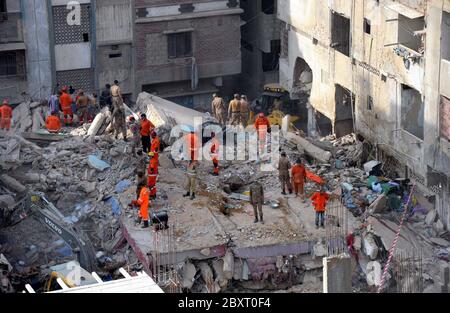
xmin=1 ymin=92 xmax=449 ymax=293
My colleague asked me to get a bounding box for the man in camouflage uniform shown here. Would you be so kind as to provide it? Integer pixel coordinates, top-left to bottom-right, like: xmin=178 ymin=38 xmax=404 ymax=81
xmin=278 ymin=152 xmax=293 ymax=195
xmin=228 ymin=94 xmax=241 ymax=127
xmin=112 ymin=104 xmax=127 ymax=141
xmin=250 ymin=181 xmax=265 ymax=224
xmin=211 ymin=93 xmax=227 ymax=125
xmin=111 ymin=80 xmax=123 ymax=112
xmin=240 ymin=95 xmax=250 ymax=127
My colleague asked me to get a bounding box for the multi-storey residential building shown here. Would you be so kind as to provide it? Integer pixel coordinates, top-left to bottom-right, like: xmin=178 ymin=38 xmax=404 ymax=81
xmin=133 ymin=0 xmax=243 ymax=110
xmin=277 ymin=0 xmax=450 ymax=229
xmin=240 ymin=0 xmax=281 ymax=100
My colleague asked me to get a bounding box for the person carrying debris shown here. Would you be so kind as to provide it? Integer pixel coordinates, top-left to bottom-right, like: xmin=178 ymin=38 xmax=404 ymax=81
xmin=228 ymin=94 xmax=241 ymax=126
xmin=112 ymin=104 xmax=127 ymax=141
xmin=140 ymin=114 xmax=154 ymax=153
xmin=184 ymin=160 xmax=198 ymax=200
xmin=291 ymin=159 xmax=307 ymax=199
xmin=46 ymin=111 xmax=62 ymax=133
xmin=59 ymin=87 xmax=73 ymax=126
xmin=131 ymin=185 xmax=151 ymax=229
xmin=210 ymin=132 xmax=220 ymax=176
xmin=110 ymin=80 xmax=123 ymax=111
xmin=0 ymin=99 xmax=13 ymax=131
xmin=211 ymin=93 xmax=227 ymax=125
xmin=76 ymin=90 xmax=89 ymax=124
xmin=136 ymin=170 xmax=147 ymax=200
xmin=150 ymin=131 xmax=161 ymax=160
xmin=128 ymin=116 xmax=141 ymax=155
xmin=250 ymin=181 xmax=265 ymax=224
xmin=147 ymin=152 xmax=159 ymax=200
xmin=254 ymin=112 xmax=271 ymax=155
xmin=100 ymin=83 xmax=112 ymax=110
xmin=240 ymin=95 xmax=250 ymax=127
xmin=278 ymin=152 xmax=293 ymax=195
xmin=311 ymin=185 xmax=330 ymax=229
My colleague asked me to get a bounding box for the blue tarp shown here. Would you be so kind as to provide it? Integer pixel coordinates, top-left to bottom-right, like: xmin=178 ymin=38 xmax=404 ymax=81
xmin=105 ymin=196 xmax=121 ymax=216
xmin=115 ymin=180 xmax=132 ymax=194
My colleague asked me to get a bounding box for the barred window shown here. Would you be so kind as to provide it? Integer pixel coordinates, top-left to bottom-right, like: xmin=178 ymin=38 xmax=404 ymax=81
xmin=0 ymin=52 xmax=17 ymax=76
xmin=167 ymin=32 xmax=192 ymax=59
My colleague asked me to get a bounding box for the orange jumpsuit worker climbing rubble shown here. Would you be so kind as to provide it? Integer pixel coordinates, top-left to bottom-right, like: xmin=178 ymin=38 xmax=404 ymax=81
xmin=150 ymin=131 xmax=161 ymax=160
xmin=210 ymin=132 xmax=220 ymax=176
xmin=0 ymin=99 xmax=13 ymax=131
xmin=131 ymin=185 xmax=150 ymax=229
xmin=147 ymin=152 xmax=159 ymax=200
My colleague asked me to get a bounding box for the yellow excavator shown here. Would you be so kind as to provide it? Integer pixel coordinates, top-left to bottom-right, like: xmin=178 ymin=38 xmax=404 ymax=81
xmin=249 ymin=84 xmax=300 ymax=129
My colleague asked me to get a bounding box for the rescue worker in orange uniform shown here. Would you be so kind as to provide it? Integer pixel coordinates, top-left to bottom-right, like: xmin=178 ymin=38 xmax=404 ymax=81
xmin=140 ymin=114 xmax=154 ymax=153
xmin=59 ymin=87 xmax=74 ymax=126
xmin=210 ymin=132 xmax=220 ymax=176
xmin=0 ymin=99 xmax=13 ymax=131
xmin=131 ymin=185 xmax=150 ymax=229
xmin=185 ymin=129 xmax=200 ymax=161
xmin=291 ymin=159 xmax=307 ymax=199
xmin=254 ymin=112 xmax=271 ymax=155
xmin=150 ymin=131 xmax=161 ymax=160
xmin=311 ymin=185 xmax=330 ymax=229
xmin=46 ymin=111 xmax=62 ymax=133
xmin=147 ymin=152 xmax=159 ymax=200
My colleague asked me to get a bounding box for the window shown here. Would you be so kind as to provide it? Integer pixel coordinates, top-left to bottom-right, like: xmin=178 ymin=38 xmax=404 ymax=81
xmin=261 ymin=0 xmax=275 ymax=14
xmin=168 ymin=32 xmax=192 ymax=59
xmin=0 ymin=0 xmax=7 ymax=21
xmin=367 ymin=95 xmax=373 ymax=111
xmin=262 ymin=40 xmax=280 ymax=72
xmin=0 ymin=52 xmax=17 ymax=76
xmin=331 ymin=11 xmax=351 ymax=57
xmin=401 ymin=84 xmax=424 ymax=139
xmin=398 ymin=14 xmax=425 ymax=53
xmin=0 ymin=0 xmax=6 ymax=13
xmin=109 ymin=53 xmax=122 ymax=58
xmin=442 ymin=12 xmax=450 ymax=61
xmin=364 ymin=18 xmax=371 ymax=34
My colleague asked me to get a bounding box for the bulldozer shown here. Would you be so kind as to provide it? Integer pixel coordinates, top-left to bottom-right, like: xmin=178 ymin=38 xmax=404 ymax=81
xmin=249 ymin=84 xmax=300 ymax=129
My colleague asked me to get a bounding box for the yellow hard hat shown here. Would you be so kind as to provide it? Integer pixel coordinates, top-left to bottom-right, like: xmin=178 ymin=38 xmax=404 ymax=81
xmin=148 ymin=152 xmax=155 ymax=157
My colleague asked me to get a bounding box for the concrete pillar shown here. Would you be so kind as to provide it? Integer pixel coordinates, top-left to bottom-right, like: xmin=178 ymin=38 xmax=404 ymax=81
xmin=323 ymin=253 xmax=352 ymax=293
xmin=307 ymin=103 xmax=317 ymax=138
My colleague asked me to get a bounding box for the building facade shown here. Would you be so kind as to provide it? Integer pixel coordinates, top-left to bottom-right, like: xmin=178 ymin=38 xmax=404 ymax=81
xmin=277 ymin=0 xmax=450 ymax=229
xmin=133 ymin=0 xmax=243 ymax=110
xmin=240 ymin=0 xmax=281 ymax=100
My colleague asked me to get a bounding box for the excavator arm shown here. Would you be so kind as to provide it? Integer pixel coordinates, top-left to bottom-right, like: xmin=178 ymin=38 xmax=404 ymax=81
xmin=26 ymin=192 xmax=97 ymax=272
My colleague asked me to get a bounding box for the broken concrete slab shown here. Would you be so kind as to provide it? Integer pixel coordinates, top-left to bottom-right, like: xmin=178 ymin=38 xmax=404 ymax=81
xmin=223 ymin=250 xmax=235 ymax=280
xmin=369 ymin=194 xmax=387 ymax=214
xmin=429 ymin=237 xmax=450 ymax=247
xmin=313 ymin=241 xmax=327 ymax=258
xmin=212 ymin=259 xmax=228 ymax=288
xmin=425 ymin=209 xmax=438 ymax=226
xmin=0 ymin=174 xmax=27 ymax=194
xmin=433 ymin=219 xmax=445 ymax=233
xmin=87 ymin=113 xmax=107 ymax=137
xmin=0 ymin=195 xmax=15 ymax=209
xmin=284 ymin=132 xmax=332 ymax=163
xmin=323 ymin=253 xmax=352 ymax=293
xmin=181 ymin=261 xmax=197 ymax=289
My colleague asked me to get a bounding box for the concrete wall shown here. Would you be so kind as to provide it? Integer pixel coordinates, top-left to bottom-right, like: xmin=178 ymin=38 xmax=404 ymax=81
xmin=278 ymin=0 xmax=450 ymax=229
xmin=22 ymin=0 xmax=53 ymax=101
xmin=95 ymin=0 xmax=133 ymax=95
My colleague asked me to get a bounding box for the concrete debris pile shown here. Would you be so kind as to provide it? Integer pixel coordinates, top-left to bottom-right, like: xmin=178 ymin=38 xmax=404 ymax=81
xmin=11 ymin=101 xmax=47 ymax=133
xmin=0 ymin=134 xmax=44 ymax=171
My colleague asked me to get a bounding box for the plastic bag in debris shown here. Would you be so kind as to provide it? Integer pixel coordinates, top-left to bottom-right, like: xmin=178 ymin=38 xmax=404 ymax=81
xmin=88 ymin=155 xmax=111 ymax=172
xmin=104 ymin=196 xmax=121 ymax=216
xmin=115 ymin=180 xmax=132 ymax=194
